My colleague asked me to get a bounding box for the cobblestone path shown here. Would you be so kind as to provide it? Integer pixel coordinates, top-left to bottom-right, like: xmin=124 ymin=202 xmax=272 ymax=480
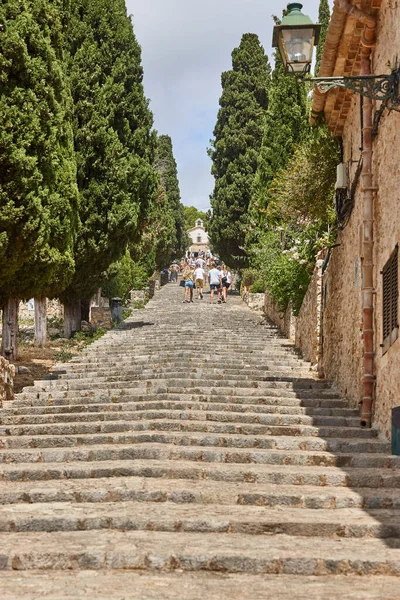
xmin=0 ymin=284 xmax=399 ymax=599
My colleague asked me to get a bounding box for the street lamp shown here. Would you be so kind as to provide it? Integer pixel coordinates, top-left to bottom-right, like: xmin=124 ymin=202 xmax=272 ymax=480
xmin=272 ymin=3 xmax=320 ymax=75
xmin=272 ymin=2 xmax=400 ymax=110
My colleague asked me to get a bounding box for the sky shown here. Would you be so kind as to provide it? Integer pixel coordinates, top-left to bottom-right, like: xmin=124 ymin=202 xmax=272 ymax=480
xmin=126 ymin=0 xmax=333 ymax=212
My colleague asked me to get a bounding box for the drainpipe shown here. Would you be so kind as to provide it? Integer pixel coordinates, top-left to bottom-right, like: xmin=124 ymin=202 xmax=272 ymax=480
xmin=360 ymin=21 xmax=377 ymax=428
xmin=335 ymin=0 xmax=377 ymax=427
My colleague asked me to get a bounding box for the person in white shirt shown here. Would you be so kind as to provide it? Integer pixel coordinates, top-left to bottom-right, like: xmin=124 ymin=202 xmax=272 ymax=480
xmin=208 ymin=266 xmax=222 ymax=304
xmin=196 ymin=257 xmax=206 ymax=268
xmin=221 ymin=265 xmax=232 ymax=303
xmin=193 ymin=266 xmax=206 ymax=299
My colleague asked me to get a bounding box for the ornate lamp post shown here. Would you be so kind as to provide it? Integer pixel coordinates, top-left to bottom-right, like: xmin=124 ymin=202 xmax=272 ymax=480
xmin=272 ymin=2 xmax=400 ymax=111
xmin=272 ymin=3 xmax=320 ymax=75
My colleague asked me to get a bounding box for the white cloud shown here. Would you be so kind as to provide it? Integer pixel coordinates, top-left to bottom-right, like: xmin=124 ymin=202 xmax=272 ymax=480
xmin=127 ymin=0 xmax=333 ymax=211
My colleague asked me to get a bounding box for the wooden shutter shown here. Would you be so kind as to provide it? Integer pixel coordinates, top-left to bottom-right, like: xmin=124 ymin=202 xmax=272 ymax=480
xmin=382 ymin=246 xmax=399 ymax=354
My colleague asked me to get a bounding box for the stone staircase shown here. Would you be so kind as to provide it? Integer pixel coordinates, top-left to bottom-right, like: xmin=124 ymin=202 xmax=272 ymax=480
xmin=0 ymin=284 xmax=399 ymax=598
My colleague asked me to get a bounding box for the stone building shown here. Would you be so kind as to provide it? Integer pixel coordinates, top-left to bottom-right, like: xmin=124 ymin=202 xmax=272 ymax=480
xmin=310 ymin=0 xmax=400 ymax=437
xmin=187 ymin=219 xmax=210 ymax=255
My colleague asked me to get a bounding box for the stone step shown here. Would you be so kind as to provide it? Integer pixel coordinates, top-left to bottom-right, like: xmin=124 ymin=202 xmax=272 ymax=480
xmin=63 ymin=356 xmax=308 ymax=370
xmin=16 ymin=388 xmax=342 ymax=406
xmin=0 ymin=426 xmax=380 ymax=451
xmin=1 ymin=475 xmax=400 ymax=510
xmin=0 ymin=401 xmax=360 ymax=424
xmin=0 ymin=501 xmax=398 ymax=539
xmin=3 ymin=397 xmax=360 ymax=417
xmin=56 ymin=367 xmax=312 ymax=381
xmin=24 ymin=377 xmax=333 ymax=394
xmin=1 ymin=572 xmax=398 ymax=600
xmin=1 ymin=458 xmax=398 ymax=487
xmin=0 ymin=442 xmax=395 ymax=467
xmin=0 ymin=412 xmax=378 ymax=452
xmin=0 ymin=530 xmax=399 ymax=574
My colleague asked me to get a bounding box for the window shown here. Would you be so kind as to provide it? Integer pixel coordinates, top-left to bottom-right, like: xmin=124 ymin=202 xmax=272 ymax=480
xmin=197 ymin=235 xmax=201 ymax=243
xmin=382 ymin=245 xmax=398 ymax=354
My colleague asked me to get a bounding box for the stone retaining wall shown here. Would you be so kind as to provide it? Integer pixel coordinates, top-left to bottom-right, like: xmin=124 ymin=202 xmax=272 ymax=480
xmin=262 ymin=262 xmax=323 ymax=372
xmin=295 ymin=260 xmax=323 ymax=371
xmin=263 ymin=293 xmax=295 ymax=341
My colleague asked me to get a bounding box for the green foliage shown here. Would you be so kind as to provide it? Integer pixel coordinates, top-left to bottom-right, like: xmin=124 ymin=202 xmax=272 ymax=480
xmin=184 ymin=206 xmax=208 ymax=230
xmin=153 ymin=135 xmax=188 ymax=265
xmin=264 ymin=252 xmax=311 ymax=315
xmin=0 ymin=0 xmax=79 ymax=302
xmin=246 ymin=51 xmax=308 ymax=250
xmin=208 ymin=33 xmax=271 ymax=267
xmin=241 ymin=269 xmax=259 ymax=288
xmin=54 ymin=349 xmax=74 ymax=362
xmin=267 ymin=125 xmax=340 ymax=227
xmin=61 ymin=0 xmax=157 ymax=302
xmin=249 ymin=279 xmax=266 ymax=293
xmin=132 ymin=300 xmax=146 ymax=310
xmin=102 ymin=250 xmax=151 ymax=300
xmin=315 ymin=0 xmax=330 ymax=76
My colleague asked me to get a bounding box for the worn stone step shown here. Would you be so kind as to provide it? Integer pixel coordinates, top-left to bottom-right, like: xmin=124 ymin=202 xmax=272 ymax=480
xmin=0 ymin=501 xmax=398 ymax=539
xmin=56 ymin=368 xmax=312 ymax=383
xmin=0 ymin=402 xmax=360 ymax=425
xmin=0 ymin=442 xmax=395 ymax=467
xmin=0 ymin=530 xmax=399 ymax=574
xmin=0 ymin=422 xmax=378 ymax=452
xmin=2 ymin=475 xmax=400 ymax=510
xmin=2 ymin=572 xmax=399 ymax=600
xmin=0 ymin=426 xmax=380 ymax=452
xmin=23 ymin=378 xmax=333 ymax=396
xmin=16 ymin=388 xmax=342 ymax=407
xmin=2 ymin=398 xmax=359 ymax=419
xmin=2 ymin=459 xmax=397 ymax=488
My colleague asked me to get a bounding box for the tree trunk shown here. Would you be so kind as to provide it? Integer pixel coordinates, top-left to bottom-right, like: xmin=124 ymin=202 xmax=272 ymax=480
xmin=34 ymin=296 xmax=47 ymax=346
xmin=63 ymin=299 xmax=81 ymax=338
xmin=1 ymin=299 xmax=19 ymax=361
xmin=81 ymin=299 xmax=91 ymax=322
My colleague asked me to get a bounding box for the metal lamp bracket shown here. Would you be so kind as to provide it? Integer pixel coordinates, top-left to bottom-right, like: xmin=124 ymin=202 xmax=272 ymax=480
xmin=311 ymin=68 xmax=400 ymax=111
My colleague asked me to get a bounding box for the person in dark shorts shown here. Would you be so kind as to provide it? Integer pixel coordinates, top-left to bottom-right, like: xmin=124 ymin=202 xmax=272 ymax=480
xmin=208 ymin=265 xmax=222 ymax=304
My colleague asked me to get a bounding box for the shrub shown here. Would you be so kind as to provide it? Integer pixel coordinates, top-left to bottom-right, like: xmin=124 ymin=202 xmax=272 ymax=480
xmin=241 ymin=268 xmax=259 ymax=288
xmin=249 ymin=279 xmax=266 ymax=293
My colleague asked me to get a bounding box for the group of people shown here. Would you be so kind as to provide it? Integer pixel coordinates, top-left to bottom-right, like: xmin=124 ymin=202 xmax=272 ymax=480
xmin=181 ymin=258 xmax=232 ymax=305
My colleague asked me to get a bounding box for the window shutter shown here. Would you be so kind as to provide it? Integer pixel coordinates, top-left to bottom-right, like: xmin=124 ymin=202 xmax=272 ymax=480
xmin=382 ymin=246 xmax=399 ymax=354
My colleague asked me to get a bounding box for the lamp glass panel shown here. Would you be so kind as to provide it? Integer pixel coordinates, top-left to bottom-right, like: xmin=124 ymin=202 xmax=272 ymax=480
xmin=282 ymin=28 xmax=314 ymax=64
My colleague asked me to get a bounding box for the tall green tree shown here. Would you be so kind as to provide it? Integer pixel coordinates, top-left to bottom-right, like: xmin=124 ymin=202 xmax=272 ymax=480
xmin=315 ymin=0 xmax=330 ymax=76
xmin=183 ymin=206 xmax=208 ymax=230
xmin=154 ymin=135 xmax=187 ymax=262
xmin=61 ymin=0 xmax=157 ymax=335
xmin=0 ymin=0 xmax=79 ymax=356
xmin=208 ymin=33 xmax=271 ymax=267
xmin=246 ymin=51 xmax=307 ymax=253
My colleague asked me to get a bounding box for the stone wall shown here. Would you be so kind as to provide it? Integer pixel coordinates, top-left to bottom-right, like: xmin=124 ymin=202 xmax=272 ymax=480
xmin=316 ymin=0 xmax=400 ymax=438
xmin=0 ymin=357 xmax=15 ymax=407
xmin=263 ymin=293 xmax=295 ymax=341
xmin=19 ymin=299 xmax=63 ymax=320
xmin=263 ymin=263 xmax=322 ymax=370
xmin=295 ymin=260 xmax=323 ymax=371
xmin=369 ymin=0 xmax=400 ymax=437
xmin=243 ymin=292 xmax=265 ymax=313
xmin=90 ymin=307 xmax=112 ymax=330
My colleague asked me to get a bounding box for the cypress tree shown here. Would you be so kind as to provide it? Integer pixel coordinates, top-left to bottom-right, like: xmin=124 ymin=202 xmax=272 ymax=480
xmin=246 ymin=51 xmax=307 ymax=252
xmin=0 ymin=0 xmax=79 ymax=356
xmin=154 ymin=135 xmax=187 ymax=262
xmin=208 ymin=34 xmax=271 ymax=267
xmin=315 ymin=0 xmax=330 ymax=75
xmin=61 ymin=0 xmax=158 ymax=335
